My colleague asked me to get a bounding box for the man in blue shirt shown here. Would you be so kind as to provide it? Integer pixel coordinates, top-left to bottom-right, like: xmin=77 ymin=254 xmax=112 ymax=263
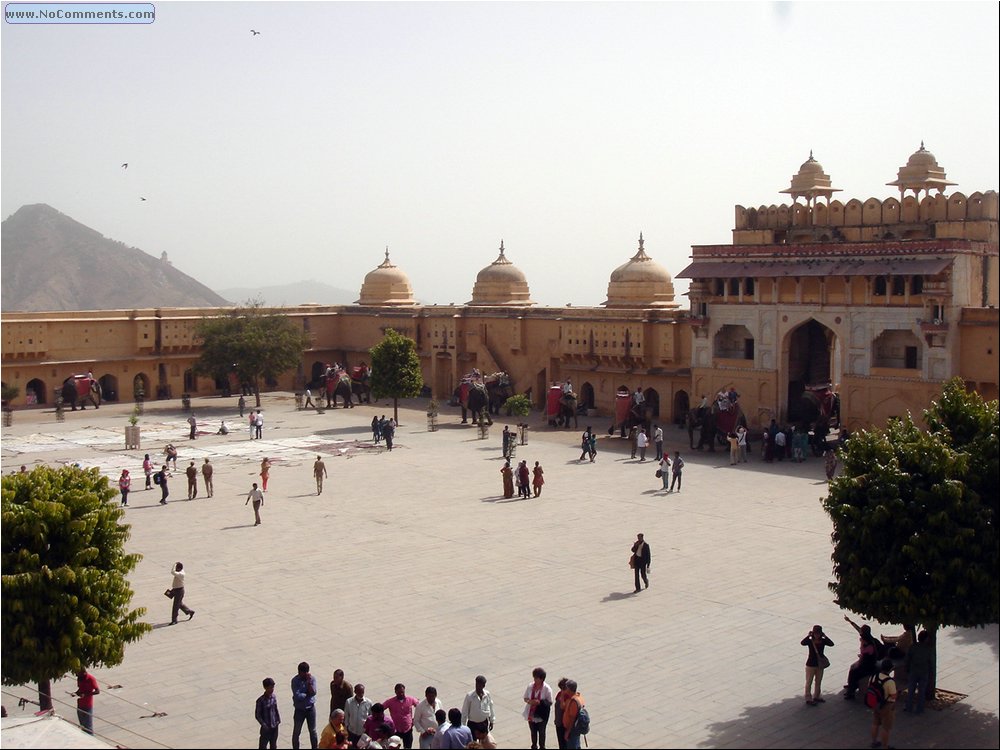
xmin=440 ymin=708 xmax=472 ymax=749
xmin=291 ymin=661 xmax=319 ymax=749
xmin=255 ymin=677 xmax=280 ymax=750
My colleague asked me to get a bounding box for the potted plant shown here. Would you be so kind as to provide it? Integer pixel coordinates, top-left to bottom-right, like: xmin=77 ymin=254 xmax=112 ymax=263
xmin=125 ymin=406 xmax=141 ymax=449
xmin=503 ymin=394 xmax=532 ymax=444
xmin=426 ymin=399 xmax=439 ymax=431
xmin=1 ymin=383 xmax=19 ymax=427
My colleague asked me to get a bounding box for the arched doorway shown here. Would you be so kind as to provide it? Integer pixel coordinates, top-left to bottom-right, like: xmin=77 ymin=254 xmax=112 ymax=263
xmin=673 ymin=390 xmax=690 ymax=426
xmin=785 ymin=319 xmax=838 ymax=424
xmin=25 ymin=378 xmax=47 ymax=405
xmin=579 ymin=382 xmax=595 ymax=411
xmin=98 ymin=374 xmax=118 ymax=402
xmin=311 ymin=361 xmax=326 ymax=383
xmin=643 ymin=388 xmax=660 ymax=418
xmin=183 ymin=369 xmax=198 ymax=394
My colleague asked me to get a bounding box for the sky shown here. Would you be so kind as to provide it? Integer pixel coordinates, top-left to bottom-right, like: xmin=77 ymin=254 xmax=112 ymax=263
xmin=2 ymin=1 xmax=998 ymax=308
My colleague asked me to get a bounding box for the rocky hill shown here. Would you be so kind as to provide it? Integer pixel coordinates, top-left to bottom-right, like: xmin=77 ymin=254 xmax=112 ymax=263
xmin=1 ymin=204 xmax=230 ymax=312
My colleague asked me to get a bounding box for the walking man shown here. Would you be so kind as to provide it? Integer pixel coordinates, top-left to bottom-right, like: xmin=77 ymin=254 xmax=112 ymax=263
xmin=239 ymin=394 xmax=246 ymax=418
xmin=256 ymin=677 xmax=281 ymax=750
xmin=168 ymin=561 xmax=194 ymax=624
xmin=870 ymin=659 xmax=897 ymax=749
xmin=303 ymin=387 xmax=316 ymax=409
xmin=669 ymin=451 xmax=684 ymax=492
xmin=74 ymin=668 xmax=100 ymax=735
xmin=255 ymin=410 xmax=264 ymax=440
xmin=155 ymin=464 xmax=170 ymax=504
xmin=313 ymin=456 xmax=328 ymax=495
xmin=631 ymin=533 xmax=651 ymax=592
xmin=202 ymin=458 xmax=214 ymax=498
xmin=187 ymin=412 xmax=197 ymax=440
xmin=186 ymin=460 xmax=198 ymax=499
xmin=291 ymin=661 xmax=319 ymax=750
xmin=247 ymin=482 xmax=264 ymax=525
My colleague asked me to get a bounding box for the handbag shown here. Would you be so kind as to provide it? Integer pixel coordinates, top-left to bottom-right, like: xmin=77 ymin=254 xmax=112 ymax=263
xmin=164 ymin=588 xmax=174 ymax=599
xmin=533 ymin=699 xmax=551 ymax=722
xmin=819 ymin=653 xmax=831 ymax=669
xmin=655 ymin=469 xmax=663 ymax=478
xmin=628 ymin=554 xmax=636 ymax=569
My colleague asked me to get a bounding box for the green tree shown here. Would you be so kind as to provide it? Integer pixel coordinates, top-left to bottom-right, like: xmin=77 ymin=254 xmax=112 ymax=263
xmin=502 ymin=394 xmax=532 ymax=418
xmin=369 ymin=328 xmax=423 ymax=425
xmin=823 ymin=378 xmax=998 ymax=696
xmin=194 ymin=301 xmax=310 ymax=408
xmin=2 ymin=466 xmax=151 ymax=710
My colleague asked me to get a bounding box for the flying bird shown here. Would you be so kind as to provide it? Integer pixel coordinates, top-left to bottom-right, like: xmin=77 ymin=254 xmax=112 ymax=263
xmin=121 ymin=163 xmax=128 ymax=169
xmin=140 ymin=197 xmax=147 ymax=201
xmin=251 ymin=29 xmax=260 ymax=35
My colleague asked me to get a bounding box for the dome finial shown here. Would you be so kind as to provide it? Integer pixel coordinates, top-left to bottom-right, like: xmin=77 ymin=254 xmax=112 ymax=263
xmin=809 ymin=149 xmax=814 ymax=161
xmin=385 ymin=246 xmax=390 ymax=261
xmin=499 ymin=239 xmax=505 ymax=258
xmin=378 ymin=246 xmax=395 ymax=269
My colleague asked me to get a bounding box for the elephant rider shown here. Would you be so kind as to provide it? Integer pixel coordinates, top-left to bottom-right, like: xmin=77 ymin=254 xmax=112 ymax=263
xmin=633 ymin=387 xmax=645 ymax=408
xmin=563 ymin=378 xmax=573 ymax=397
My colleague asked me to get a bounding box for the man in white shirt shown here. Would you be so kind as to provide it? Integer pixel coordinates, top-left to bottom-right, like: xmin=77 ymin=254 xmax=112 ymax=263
xmin=344 ymin=684 xmax=373 ymax=747
xmin=653 ymin=424 xmax=664 ymax=461
xmin=461 ymin=675 xmax=495 ymax=736
xmin=413 ymin=686 xmax=443 ymax=749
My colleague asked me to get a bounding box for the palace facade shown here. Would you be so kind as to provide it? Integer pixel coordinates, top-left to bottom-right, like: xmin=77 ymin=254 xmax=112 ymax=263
xmin=3 ymin=148 xmax=997 ymax=430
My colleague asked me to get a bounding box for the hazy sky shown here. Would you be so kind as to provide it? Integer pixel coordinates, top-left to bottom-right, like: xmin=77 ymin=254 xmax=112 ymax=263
xmin=3 ymin=1 xmax=998 ymax=307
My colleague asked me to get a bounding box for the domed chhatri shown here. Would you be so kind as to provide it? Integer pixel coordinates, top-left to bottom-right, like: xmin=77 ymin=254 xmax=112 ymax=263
xmin=468 ymin=240 xmax=535 ymax=306
xmin=780 ymin=150 xmax=842 ymax=205
xmin=603 ymin=233 xmax=678 ymax=309
xmin=356 ymin=247 xmax=417 ymax=306
xmin=886 ymin=141 xmax=957 ymax=197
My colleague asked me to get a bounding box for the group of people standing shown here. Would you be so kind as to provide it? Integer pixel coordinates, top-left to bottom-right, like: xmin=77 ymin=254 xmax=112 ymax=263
xmin=254 ymin=667 xmax=588 ymax=750
xmin=371 ymin=415 xmax=396 ymax=451
xmin=799 ymin=615 xmax=937 ymax=749
xmin=500 ymin=459 xmax=544 ymax=499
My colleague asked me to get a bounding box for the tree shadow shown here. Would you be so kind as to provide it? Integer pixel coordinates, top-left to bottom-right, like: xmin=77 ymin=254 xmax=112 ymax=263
xmin=699 ymin=693 xmax=999 ymax=748
xmin=951 ymin=623 xmax=999 ymax=659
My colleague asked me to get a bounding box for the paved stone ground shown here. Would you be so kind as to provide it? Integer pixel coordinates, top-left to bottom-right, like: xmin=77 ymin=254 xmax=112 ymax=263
xmin=2 ymin=395 xmax=997 ymax=749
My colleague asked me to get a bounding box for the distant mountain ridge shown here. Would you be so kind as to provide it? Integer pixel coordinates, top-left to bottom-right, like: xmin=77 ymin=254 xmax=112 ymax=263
xmin=1 ymin=204 xmax=229 ymax=312
xmin=215 ymin=280 xmax=358 ymax=307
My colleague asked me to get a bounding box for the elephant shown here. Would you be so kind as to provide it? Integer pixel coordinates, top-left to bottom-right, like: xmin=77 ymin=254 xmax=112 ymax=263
xmin=556 ymin=393 xmax=578 ymax=429
xmin=456 ymin=381 xmax=492 ymax=425
xmin=61 ymin=375 xmax=102 ymax=410
xmin=484 ymin=373 xmax=514 ymax=415
xmin=350 ymin=364 xmax=372 ymax=404
xmin=317 ymin=370 xmax=353 ymax=408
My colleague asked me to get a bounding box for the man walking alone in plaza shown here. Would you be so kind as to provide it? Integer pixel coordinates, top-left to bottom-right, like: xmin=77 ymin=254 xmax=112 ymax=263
xmin=313 ymin=456 xmax=328 ymax=495
xmin=631 ymin=533 xmax=651 ymax=592
xmin=247 ymin=482 xmax=264 ymax=525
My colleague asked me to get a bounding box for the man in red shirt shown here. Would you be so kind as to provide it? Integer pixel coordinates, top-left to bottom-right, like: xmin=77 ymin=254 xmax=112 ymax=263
xmin=75 ymin=668 xmax=100 ymax=735
xmin=383 ymin=683 xmax=420 ymax=748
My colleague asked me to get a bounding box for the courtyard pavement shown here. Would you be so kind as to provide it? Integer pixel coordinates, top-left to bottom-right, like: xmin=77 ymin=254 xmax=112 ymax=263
xmin=1 ymin=394 xmax=997 ymax=749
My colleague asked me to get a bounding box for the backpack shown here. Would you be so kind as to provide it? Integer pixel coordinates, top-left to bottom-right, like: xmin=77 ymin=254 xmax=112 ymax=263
xmin=153 ymin=472 xmax=162 ymax=486
xmin=864 ymin=674 xmax=888 ymax=710
xmin=573 ymin=699 xmax=590 ymax=735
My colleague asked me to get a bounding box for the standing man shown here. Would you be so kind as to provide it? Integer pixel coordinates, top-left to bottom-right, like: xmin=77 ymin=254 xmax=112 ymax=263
xmin=628 ymin=425 xmax=638 ymax=459
xmin=562 ymin=680 xmax=586 ymax=750
xmin=669 ymin=451 xmax=684 ymax=492
xmin=461 ymin=675 xmax=495 ymax=738
xmin=384 ymin=418 xmax=395 ymax=451
xmin=313 ymin=456 xmax=328 ymax=496
xmin=291 ymin=661 xmax=319 ymax=750
xmin=344 ymin=683 xmax=373 ymax=747
xmin=74 ymin=668 xmax=100 ymax=735
xmin=255 ymin=410 xmax=264 ymax=440
xmin=440 ymin=708 xmax=472 ymax=749
xmin=256 ymin=677 xmax=281 ymax=750
xmin=329 ymin=668 xmax=353 ymax=718
xmin=239 ymin=394 xmax=246 ymax=418
xmin=737 ymin=425 xmax=749 ymax=463
xmin=185 ymin=460 xmax=198 ymax=499
xmin=413 ymin=686 xmax=443 ymax=750
xmin=631 ymin=533 xmax=651 ymax=593
xmin=653 ymin=424 xmax=664 ymax=461
xmin=384 ymin=683 xmax=420 ymax=749
xmin=637 ymin=428 xmax=648 ymax=462
xmin=904 ymin=630 xmax=933 ymax=714
xmin=246 ymin=482 xmax=264 ymax=526
xmin=202 ymin=458 xmax=214 ymax=498
xmin=187 ymin=412 xmax=197 ymax=440
xmin=155 ymin=464 xmax=170 ymax=505
xmin=869 ymin=659 xmax=897 ymax=750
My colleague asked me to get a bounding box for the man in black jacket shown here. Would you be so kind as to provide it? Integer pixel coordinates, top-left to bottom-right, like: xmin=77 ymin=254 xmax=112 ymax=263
xmin=631 ymin=533 xmax=651 ymax=592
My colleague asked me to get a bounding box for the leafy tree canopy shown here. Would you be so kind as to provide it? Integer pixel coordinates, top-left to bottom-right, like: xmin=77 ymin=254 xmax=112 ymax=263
xmin=823 ymin=378 xmax=999 ymax=630
xmin=2 ymin=466 xmax=150 ymax=695
xmin=369 ymin=328 xmax=423 ymax=423
xmin=194 ymin=301 xmax=310 ymax=406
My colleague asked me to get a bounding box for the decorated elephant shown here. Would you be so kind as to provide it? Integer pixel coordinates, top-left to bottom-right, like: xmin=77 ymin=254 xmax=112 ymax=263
xmin=484 ymin=372 xmax=514 ymax=415
xmin=315 ymin=365 xmax=353 ymax=408
xmin=61 ymin=375 xmax=102 ymax=411
xmin=455 ymin=380 xmax=492 ymax=425
xmin=556 ymin=393 xmax=578 ymax=429
xmin=350 ymin=364 xmax=372 ymax=404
